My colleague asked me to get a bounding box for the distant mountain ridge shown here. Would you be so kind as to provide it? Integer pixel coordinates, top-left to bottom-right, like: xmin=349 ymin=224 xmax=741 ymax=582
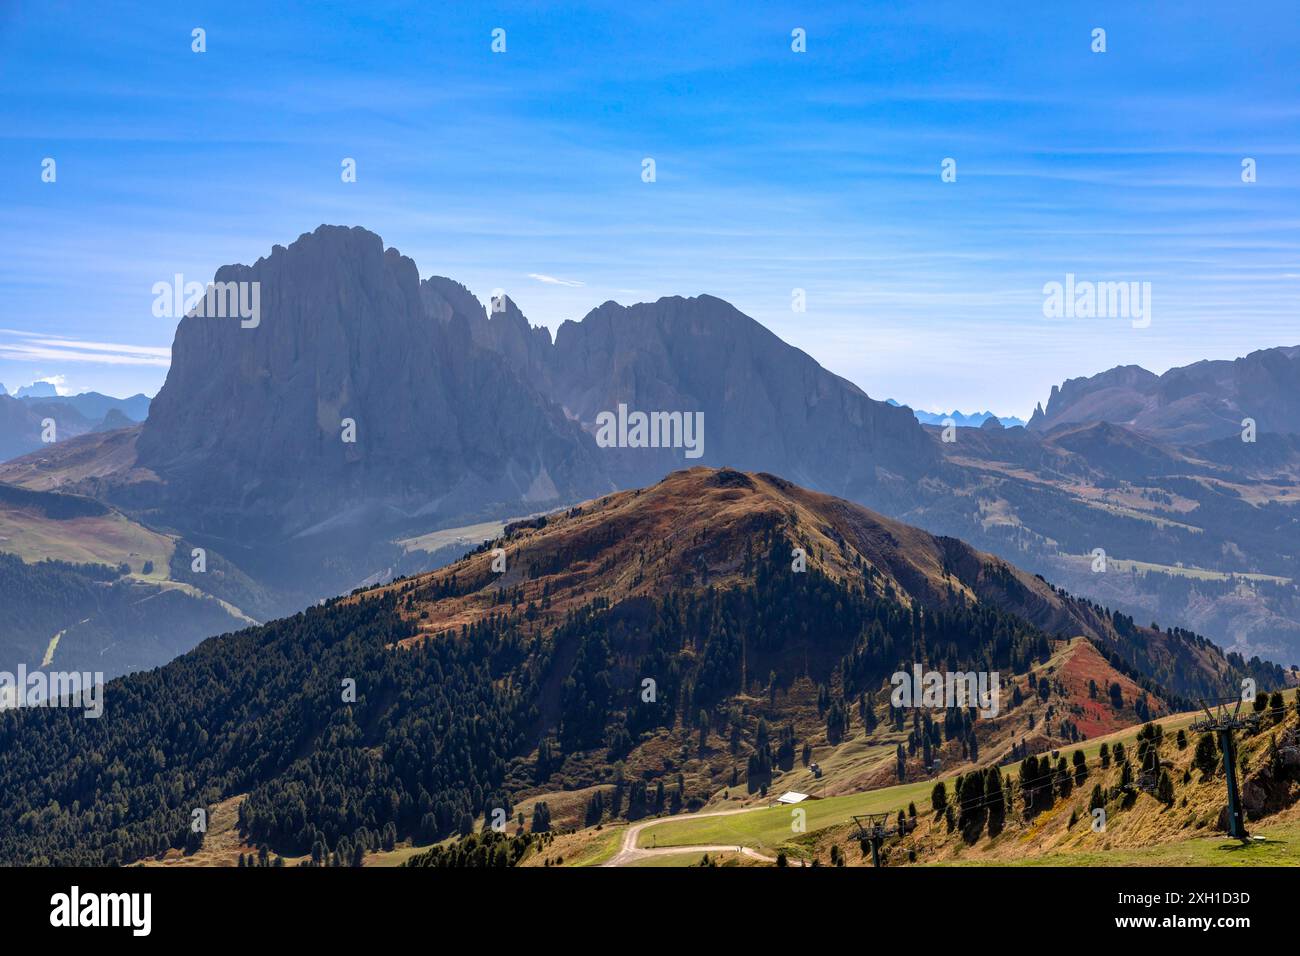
xmin=1027 ymin=346 xmax=1300 ymax=443
xmin=31 ymin=390 xmax=151 ymax=423
xmin=0 ymin=390 xmax=150 ymax=464
xmin=886 ymin=400 xmax=1026 ymax=429
xmin=16 ymin=381 xmax=58 ymax=399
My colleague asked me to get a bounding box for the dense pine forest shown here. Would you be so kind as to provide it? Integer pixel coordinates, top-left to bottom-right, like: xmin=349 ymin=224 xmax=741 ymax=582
xmin=0 ymin=594 xmax=527 ymax=864
xmin=0 ymin=552 xmax=244 ymax=674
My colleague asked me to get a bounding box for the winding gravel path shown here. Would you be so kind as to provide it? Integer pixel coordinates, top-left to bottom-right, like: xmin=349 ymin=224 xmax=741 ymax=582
xmin=604 ymin=805 xmax=805 ymax=866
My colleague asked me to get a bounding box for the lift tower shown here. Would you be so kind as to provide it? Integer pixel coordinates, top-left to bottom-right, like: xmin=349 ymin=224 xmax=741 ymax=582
xmin=1190 ymin=697 xmax=1262 ymax=841
xmin=852 ymin=812 xmax=910 ymax=867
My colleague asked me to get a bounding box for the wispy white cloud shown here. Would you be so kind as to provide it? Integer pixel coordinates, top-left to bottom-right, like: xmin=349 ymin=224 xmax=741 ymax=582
xmin=0 ymin=331 xmax=171 ymax=367
xmin=527 ymin=273 xmax=586 ymax=288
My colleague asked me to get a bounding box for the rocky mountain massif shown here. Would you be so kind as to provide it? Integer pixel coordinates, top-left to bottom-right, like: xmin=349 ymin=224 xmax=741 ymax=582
xmin=0 ymin=224 xmax=944 ymax=620
xmin=137 ymin=226 xmax=611 ymax=543
xmin=421 ymin=276 xmax=936 ymax=500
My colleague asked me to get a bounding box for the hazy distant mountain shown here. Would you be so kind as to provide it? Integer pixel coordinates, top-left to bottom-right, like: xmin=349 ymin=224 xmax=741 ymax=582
xmin=0 ymin=395 xmax=46 ymax=461
xmin=916 ymin=407 xmax=1300 ymax=661
xmin=0 ymin=394 xmax=96 ymax=461
xmin=23 ymin=390 xmax=151 ymax=423
xmin=0 ymin=391 xmax=148 ymax=464
xmin=1027 ymin=346 xmax=1300 ymax=443
xmin=90 ymin=408 xmax=135 ymax=433
xmin=15 ymin=381 xmax=58 ymax=399
xmin=557 ymin=298 xmax=936 ymax=496
xmin=887 ymin=400 xmax=1026 ymax=429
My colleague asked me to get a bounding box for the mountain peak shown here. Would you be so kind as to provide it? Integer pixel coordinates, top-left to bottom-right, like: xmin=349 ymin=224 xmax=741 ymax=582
xmin=16 ymin=381 xmax=59 ymax=398
xmin=135 ymin=227 xmax=608 ymax=545
xmin=384 ymin=466 xmax=1095 ymax=648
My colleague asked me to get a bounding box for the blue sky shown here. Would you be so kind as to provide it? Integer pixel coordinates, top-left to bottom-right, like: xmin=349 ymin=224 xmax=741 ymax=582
xmin=1 ymin=1 xmax=1297 ymax=416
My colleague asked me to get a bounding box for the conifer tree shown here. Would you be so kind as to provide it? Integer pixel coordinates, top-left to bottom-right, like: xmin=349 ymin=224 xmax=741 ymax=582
xmin=1156 ymin=769 xmax=1175 ymax=806
xmin=1194 ymin=733 xmax=1219 ymax=778
xmin=931 ymin=781 xmax=948 ymax=815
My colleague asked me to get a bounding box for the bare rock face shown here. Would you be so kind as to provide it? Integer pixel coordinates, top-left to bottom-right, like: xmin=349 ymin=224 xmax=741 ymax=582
xmin=421 ymin=288 xmax=939 ymax=503
xmin=138 ymin=225 xmax=610 ymax=541
xmin=421 ymin=278 xmax=554 ymax=392
xmin=1028 ymin=347 xmax=1300 ymax=443
xmin=552 ymin=296 xmax=938 ymax=495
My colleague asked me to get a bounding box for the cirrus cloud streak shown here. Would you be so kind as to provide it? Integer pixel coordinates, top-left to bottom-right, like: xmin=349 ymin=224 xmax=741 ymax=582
xmin=0 ymin=331 xmax=171 ymax=367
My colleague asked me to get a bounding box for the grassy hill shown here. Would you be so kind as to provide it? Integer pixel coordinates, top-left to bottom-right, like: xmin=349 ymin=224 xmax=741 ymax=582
xmin=0 ymin=481 xmax=173 ymax=575
xmin=499 ymin=697 xmax=1295 ymax=868
xmin=609 ymin=696 xmax=1300 ymax=866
